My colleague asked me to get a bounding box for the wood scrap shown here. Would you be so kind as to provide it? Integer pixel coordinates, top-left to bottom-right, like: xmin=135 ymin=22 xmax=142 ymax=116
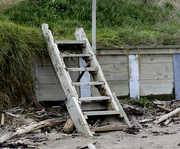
xmin=154 ymin=108 xmax=180 ymax=124
xmin=0 ymin=118 xmax=63 ymax=143
xmin=173 ymin=117 xmax=180 ymax=121
xmin=5 ymin=112 xmax=20 ymax=119
xmin=87 ymin=143 xmax=96 ymax=149
xmin=1 ymin=114 xmax=4 ymax=126
xmin=91 ymin=125 xmax=128 ymax=132
xmin=63 ymin=118 xmax=74 ymax=133
xmin=157 ymin=105 xmax=172 ymax=112
xmin=164 ymin=118 xmax=172 ymax=126
xmin=139 ymin=118 xmax=153 ymax=123
xmin=77 ymin=141 xmax=97 ymax=149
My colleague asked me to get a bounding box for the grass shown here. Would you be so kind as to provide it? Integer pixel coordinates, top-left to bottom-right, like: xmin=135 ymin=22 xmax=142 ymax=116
xmin=2 ymin=0 xmax=180 ymax=46
xmin=0 ymin=20 xmax=46 ymax=109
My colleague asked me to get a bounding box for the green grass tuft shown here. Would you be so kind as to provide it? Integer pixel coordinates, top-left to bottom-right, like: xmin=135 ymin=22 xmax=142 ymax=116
xmin=0 ymin=20 xmax=46 ymax=108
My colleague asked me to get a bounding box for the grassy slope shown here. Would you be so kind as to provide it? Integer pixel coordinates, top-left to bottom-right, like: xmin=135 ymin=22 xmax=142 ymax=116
xmin=2 ymin=0 xmax=180 ymax=46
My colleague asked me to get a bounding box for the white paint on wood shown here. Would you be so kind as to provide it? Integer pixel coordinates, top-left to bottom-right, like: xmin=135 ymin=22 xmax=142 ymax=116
xmin=42 ymin=24 xmax=78 ymax=100
xmin=79 ymin=57 xmax=91 ymax=97
xmin=75 ymin=28 xmax=120 ymax=111
xmin=129 ymin=55 xmax=139 ymax=99
xmin=66 ymin=95 xmax=93 ymax=136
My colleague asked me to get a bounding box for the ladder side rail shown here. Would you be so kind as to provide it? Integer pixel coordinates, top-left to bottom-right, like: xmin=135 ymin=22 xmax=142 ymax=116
xmin=75 ymin=28 xmax=119 ymax=111
xmin=42 ymin=24 xmax=78 ymax=99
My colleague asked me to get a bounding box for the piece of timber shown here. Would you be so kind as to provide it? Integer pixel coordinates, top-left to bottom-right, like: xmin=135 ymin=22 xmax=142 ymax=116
xmin=61 ymin=54 xmax=92 ymax=58
xmin=55 ymin=40 xmax=86 ymax=45
xmin=79 ymin=96 xmax=111 ymax=102
xmin=83 ymin=110 xmax=123 ymax=117
xmin=72 ymin=82 xmax=104 ymax=86
xmin=113 ymin=93 xmax=132 ymax=127
xmin=66 ymin=67 xmax=98 ymax=72
xmin=91 ymin=125 xmax=128 ymax=132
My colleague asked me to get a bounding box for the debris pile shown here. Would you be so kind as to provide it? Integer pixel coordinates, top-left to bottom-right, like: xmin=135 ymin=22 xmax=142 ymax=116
xmin=0 ymin=99 xmax=179 ymax=148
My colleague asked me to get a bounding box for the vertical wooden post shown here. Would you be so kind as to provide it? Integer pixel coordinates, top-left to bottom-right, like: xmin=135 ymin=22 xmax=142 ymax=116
xmin=129 ymin=55 xmax=140 ymax=99
xmin=92 ymin=0 xmax=96 ymax=55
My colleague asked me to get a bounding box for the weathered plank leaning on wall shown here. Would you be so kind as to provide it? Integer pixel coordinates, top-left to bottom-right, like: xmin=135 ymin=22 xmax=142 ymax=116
xmin=37 ymin=45 xmax=180 ymax=101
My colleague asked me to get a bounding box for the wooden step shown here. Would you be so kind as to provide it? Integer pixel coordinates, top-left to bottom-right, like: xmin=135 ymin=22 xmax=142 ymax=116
xmin=91 ymin=125 xmax=128 ymax=132
xmin=72 ymin=82 xmax=104 ymax=86
xmin=66 ymin=67 xmax=98 ymax=72
xmin=83 ymin=110 xmax=123 ymax=118
xmin=79 ymin=96 xmax=111 ymax=102
xmin=55 ymin=40 xmax=86 ymax=45
xmin=61 ymin=54 xmax=91 ymax=58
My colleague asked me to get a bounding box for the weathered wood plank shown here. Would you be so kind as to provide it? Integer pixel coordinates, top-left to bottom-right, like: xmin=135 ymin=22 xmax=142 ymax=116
xmin=79 ymin=96 xmax=111 ymax=102
xmin=139 ymin=79 xmax=174 ymax=96
xmin=91 ymin=80 xmax=129 ymax=97
xmin=97 ymin=48 xmax=180 ymax=55
xmin=42 ymin=24 xmax=78 ymax=99
xmin=173 ymin=54 xmax=180 ymax=100
xmin=91 ymin=125 xmax=128 ymax=132
xmin=61 ymin=54 xmax=91 ymax=58
xmin=38 ymin=84 xmax=66 ymax=101
xmin=55 ymin=40 xmax=86 ymax=45
xmin=83 ymin=110 xmax=122 ymax=117
xmin=129 ymin=55 xmax=139 ymax=99
xmin=66 ymin=67 xmax=98 ymax=72
xmin=140 ymin=63 xmax=173 ymax=80
xmin=97 ymin=55 xmax=128 ymax=64
xmin=72 ymin=82 xmax=104 ymax=86
xmin=140 ymin=55 xmax=173 ymax=64
xmin=66 ymin=96 xmax=93 ymax=136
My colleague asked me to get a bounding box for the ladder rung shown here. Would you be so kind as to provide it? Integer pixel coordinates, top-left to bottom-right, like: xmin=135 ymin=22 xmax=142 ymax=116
xmin=79 ymin=96 xmax=111 ymax=102
xmin=83 ymin=110 xmax=122 ymax=117
xmin=55 ymin=40 xmax=86 ymax=45
xmin=66 ymin=67 xmax=98 ymax=72
xmin=61 ymin=54 xmax=92 ymax=58
xmin=72 ymin=82 xmax=104 ymax=86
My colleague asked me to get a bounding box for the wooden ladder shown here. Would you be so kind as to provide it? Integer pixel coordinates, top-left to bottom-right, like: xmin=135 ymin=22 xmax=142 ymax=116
xmin=42 ymin=24 xmax=131 ymax=136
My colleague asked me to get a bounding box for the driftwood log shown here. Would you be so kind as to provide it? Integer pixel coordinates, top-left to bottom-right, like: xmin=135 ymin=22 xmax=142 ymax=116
xmin=0 ymin=118 xmax=63 ymax=143
xmin=154 ymin=108 xmax=180 ymax=124
xmin=63 ymin=118 xmax=74 ymax=133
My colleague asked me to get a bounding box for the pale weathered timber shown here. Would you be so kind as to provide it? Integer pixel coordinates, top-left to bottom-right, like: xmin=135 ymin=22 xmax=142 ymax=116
xmin=1 ymin=114 xmax=4 ymax=126
xmin=79 ymin=96 xmax=111 ymax=102
xmin=61 ymin=53 xmax=91 ymax=58
xmin=72 ymin=82 xmax=104 ymax=86
xmin=66 ymin=95 xmax=93 ymax=136
xmin=42 ymin=24 xmax=78 ymax=100
xmin=154 ymin=108 xmax=180 ymax=124
xmin=55 ymin=40 xmax=86 ymax=45
xmin=113 ymin=92 xmax=132 ymax=127
xmin=0 ymin=118 xmax=62 ymax=143
xmin=164 ymin=118 xmax=172 ymax=126
xmin=91 ymin=125 xmax=128 ymax=132
xmin=63 ymin=118 xmax=74 ymax=133
xmin=66 ymin=67 xmax=98 ymax=72
xmin=75 ymin=28 xmax=120 ymax=112
xmin=83 ymin=110 xmax=122 ymax=117
xmin=97 ymin=46 xmax=180 ymax=55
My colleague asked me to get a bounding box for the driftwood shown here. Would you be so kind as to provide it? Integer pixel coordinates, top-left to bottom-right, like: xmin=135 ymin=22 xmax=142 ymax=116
xmin=164 ymin=118 xmax=172 ymax=126
xmin=63 ymin=118 xmax=74 ymax=133
xmin=0 ymin=118 xmax=63 ymax=143
xmin=154 ymin=108 xmax=180 ymax=124
xmin=77 ymin=141 xmax=97 ymax=149
xmin=1 ymin=114 xmax=4 ymax=126
xmin=157 ymin=105 xmax=172 ymax=112
xmin=139 ymin=118 xmax=153 ymax=123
